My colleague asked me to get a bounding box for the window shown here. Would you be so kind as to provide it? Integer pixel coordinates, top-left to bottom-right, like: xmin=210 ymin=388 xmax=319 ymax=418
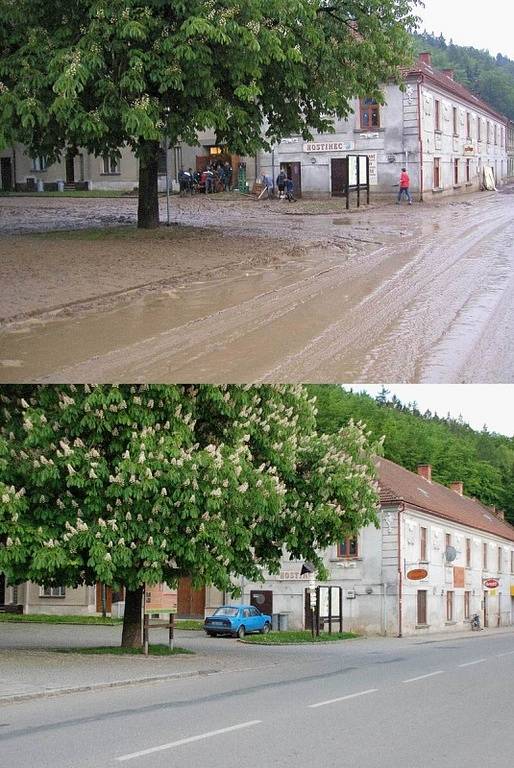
xmin=453 ymin=106 xmax=458 ymax=136
xmin=31 ymin=156 xmax=48 ymax=172
xmin=420 ymin=526 xmax=427 ymax=561
xmin=464 ymin=591 xmax=471 ymax=620
xmin=249 ymin=607 xmax=259 ymax=617
xmin=445 ymin=533 xmax=452 ymax=550
xmin=41 ymin=586 xmax=65 ymax=598
xmin=102 ymin=156 xmax=119 ymax=174
xmin=498 ymin=546 xmax=502 ymax=572
xmin=478 ymin=118 xmax=482 ymax=142
xmin=466 ymin=538 xmax=472 ymax=568
xmin=434 ymin=157 xmax=441 ymax=189
xmin=446 ymin=590 xmax=454 ymax=621
xmin=494 ymin=125 xmax=497 ymax=145
xmin=337 ymin=537 xmax=358 ymax=558
xmin=511 ymin=550 xmax=514 ymax=575
xmin=487 ymin=122 xmax=491 ymax=143
xmin=360 ymin=98 xmax=380 ymax=129
xmin=466 ymin=159 xmax=471 ymax=183
xmin=417 ymin=590 xmax=427 ymax=625
xmin=483 ymin=542 xmax=488 ymax=570
xmin=466 ymin=112 xmax=471 ymax=139
xmin=454 ymin=159 xmax=459 ymax=185
xmin=435 ymin=100 xmax=441 ymax=132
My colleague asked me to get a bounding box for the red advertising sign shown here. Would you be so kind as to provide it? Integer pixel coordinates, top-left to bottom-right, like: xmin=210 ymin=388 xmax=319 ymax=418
xmin=407 ymin=568 xmax=428 ymax=581
xmin=483 ymin=578 xmax=499 ymax=589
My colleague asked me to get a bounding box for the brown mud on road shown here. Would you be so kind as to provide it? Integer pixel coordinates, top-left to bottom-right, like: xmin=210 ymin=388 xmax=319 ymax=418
xmin=1 ymin=190 xmax=514 ymax=383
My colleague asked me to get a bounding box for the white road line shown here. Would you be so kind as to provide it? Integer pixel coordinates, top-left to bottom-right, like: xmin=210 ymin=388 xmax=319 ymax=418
xmin=402 ymin=671 xmax=444 ymax=684
xmin=116 ymin=720 xmax=262 ymax=762
xmin=458 ymin=658 xmax=487 ymax=668
xmin=497 ymin=650 xmax=514 ymax=657
xmin=309 ymin=689 xmax=378 ymax=709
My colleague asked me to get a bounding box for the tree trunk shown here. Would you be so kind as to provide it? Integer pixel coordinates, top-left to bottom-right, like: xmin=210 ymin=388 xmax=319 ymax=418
xmin=121 ymin=586 xmax=144 ymax=648
xmin=137 ymin=139 xmax=160 ymax=229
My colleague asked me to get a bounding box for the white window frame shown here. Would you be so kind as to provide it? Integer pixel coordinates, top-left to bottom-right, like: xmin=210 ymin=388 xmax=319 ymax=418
xmin=102 ymin=156 xmax=120 ymax=175
xmin=40 ymin=586 xmax=66 ymax=598
xmin=31 ymin=155 xmax=48 ymax=172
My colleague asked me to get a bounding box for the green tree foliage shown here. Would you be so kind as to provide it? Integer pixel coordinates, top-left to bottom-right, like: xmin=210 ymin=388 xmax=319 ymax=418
xmin=0 ymin=385 xmax=380 ymax=646
xmin=413 ymin=31 xmax=514 ymax=120
xmin=310 ymin=385 xmax=514 ymax=524
xmin=0 ymin=0 xmax=420 ymax=227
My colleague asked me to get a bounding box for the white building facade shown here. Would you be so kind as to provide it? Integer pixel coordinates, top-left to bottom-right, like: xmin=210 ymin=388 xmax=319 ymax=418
xmin=258 ymin=53 xmax=508 ymax=200
xmin=241 ymin=459 xmax=514 ymax=636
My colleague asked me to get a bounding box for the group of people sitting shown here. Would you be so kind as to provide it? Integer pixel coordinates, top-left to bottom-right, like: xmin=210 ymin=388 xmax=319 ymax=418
xmin=260 ymin=169 xmax=296 ymax=201
xmin=178 ymin=161 xmax=233 ymax=196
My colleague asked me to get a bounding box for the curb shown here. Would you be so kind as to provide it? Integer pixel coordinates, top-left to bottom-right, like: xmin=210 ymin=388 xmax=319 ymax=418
xmin=0 ymin=668 xmax=220 ymax=705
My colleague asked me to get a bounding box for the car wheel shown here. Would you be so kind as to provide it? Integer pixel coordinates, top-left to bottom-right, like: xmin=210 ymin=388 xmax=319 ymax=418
xmin=261 ymin=622 xmax=271 ymax=634
xmin=237 ymin=625 xmax=246 ymax=639
xmin=206 ymin=632 xmax=217 ymax=637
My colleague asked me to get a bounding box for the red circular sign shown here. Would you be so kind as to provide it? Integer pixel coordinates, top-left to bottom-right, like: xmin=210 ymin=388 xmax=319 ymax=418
xmin=483 ymin=578 xmax=499 ymax=589
xmin=407 ymin=568 xmax=428 ymax=581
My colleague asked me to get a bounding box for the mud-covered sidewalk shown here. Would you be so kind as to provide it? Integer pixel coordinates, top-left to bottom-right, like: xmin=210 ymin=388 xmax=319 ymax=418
xmin=1 ymin=190 xmax=514 ymax=383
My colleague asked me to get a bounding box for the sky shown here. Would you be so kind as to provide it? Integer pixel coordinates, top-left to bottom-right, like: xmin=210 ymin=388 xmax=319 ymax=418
xmin=417 ymin=0 xmax=514 ymax=59
xmin=346 ymin=385 xmax=514 ymax=437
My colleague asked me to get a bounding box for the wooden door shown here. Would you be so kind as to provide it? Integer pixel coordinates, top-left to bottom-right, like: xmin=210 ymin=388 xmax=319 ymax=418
xmin=1 ymin=157 xmax=13 ymax=191
xmin=177 ymin=577 xmax=206 ymax=618
xmin=483 ymin=591 xmax=489 ymax=628
xmin=250 ymin=590 xmax=273 ymax=617
xmin=96 ymin=584 xmax=112 ymax=613
xmin=280 ymin=162 xmax=302 ymax=197
xmin=65 ymin=153 xmax=76 ymax=184
xmin=331 ymin=158 xmax=348 ymax=197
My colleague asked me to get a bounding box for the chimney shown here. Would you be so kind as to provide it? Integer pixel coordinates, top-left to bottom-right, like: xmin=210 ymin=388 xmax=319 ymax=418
xmin=442 ymin=68 xmax=455 ymax=80
xmin=417 ymin=464 xmax=432 ymax=482
xmin=418 ymin=52 xmax=432 ymax=67
xmin=449 ymin=481 xmax=464 ymax=496
xmin=493 ymin=507 xmax=505 ymax=520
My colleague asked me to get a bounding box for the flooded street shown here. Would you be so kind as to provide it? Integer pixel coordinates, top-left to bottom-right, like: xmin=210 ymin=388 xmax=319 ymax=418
xmin=1 ymin=190 xmax=514 ymax=383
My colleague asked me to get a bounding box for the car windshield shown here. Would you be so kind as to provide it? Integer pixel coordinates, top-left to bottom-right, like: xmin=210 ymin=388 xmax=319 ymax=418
xmin=213 ymin=607 xmax=239 ymax=617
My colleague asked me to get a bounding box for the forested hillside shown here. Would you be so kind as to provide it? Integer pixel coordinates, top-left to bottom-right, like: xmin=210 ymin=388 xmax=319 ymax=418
xmin=310 ymin=385 xmax=514 ymax=525
xmin=413 ymin=32 xmax=514 ymax=120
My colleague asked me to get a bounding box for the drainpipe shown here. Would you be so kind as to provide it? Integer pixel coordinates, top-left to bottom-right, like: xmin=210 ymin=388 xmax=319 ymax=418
xmin=416 ymin=76 xmax=424 ymax=202
xmin=397 ymin=503 xmax=405 ymax=637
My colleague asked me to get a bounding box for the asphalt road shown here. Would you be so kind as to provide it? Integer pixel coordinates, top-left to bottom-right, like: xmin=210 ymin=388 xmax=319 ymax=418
xmin=2 ymin=190 xmax=514 ymax=383
xmin=1 ymin=630 xmax=513 ymax=768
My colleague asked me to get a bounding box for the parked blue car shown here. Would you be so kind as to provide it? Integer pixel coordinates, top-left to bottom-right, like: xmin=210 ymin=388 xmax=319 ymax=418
xmin=204 ymin=605 xmax=272 ymax=638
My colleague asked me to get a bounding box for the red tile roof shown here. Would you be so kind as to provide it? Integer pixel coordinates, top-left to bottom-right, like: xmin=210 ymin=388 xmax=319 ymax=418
xmin=406 ymin=60 xmax=507 ymax=124
xmin=377 ymin=457 xmax=514 ymax=543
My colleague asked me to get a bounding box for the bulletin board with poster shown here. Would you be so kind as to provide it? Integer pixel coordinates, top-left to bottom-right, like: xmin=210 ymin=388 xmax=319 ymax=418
xmin=143 ymin=583 xmax=178 ymax=655
xmin=345 ymin=155 xmax=370 ymax=210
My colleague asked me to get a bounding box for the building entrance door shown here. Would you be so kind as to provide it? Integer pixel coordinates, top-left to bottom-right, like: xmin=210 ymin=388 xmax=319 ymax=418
xmin=331 ymin=158 xmax=348 ymax=197
xmin=250 ymin=590 xmax=273 ymax=617
xmin=280 ymin=162 xmax=302 ymax=197
xmin=1 ymin=157 xmax=13 ymax=191
xmin=177 ymin=578 xmax=206 ymax=618
xmin=65 ymin=153 xmax=76 ymax=184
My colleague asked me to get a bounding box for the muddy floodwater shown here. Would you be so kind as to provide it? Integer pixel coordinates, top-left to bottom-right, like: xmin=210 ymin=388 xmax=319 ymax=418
xmin=1 ymin=190 xmax=514 ymax=383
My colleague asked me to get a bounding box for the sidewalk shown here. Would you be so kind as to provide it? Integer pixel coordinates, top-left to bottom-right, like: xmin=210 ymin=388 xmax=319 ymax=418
xmin=0 ymin=623 xmax=283 ymax=704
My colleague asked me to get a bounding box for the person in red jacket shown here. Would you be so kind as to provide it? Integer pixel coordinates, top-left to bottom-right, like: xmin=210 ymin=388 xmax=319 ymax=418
xmin=397 ymin=167 xmax=412 ymax=205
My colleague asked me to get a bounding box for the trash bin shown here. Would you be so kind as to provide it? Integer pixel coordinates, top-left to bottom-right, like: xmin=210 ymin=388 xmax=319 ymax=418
xmin=278 ymin=613 xmax=289 ymax=631
xmin=272 ymin=613 xmax=280 ymax=631
xmin=36 ymin=179 xmax=44 ymax=193
xmin=57 ymin=180 xmax=64 ymax=192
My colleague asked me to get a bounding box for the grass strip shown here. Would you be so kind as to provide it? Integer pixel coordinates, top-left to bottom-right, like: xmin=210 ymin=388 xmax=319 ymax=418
xmin=55 ymin=644 xmax=193 ymax=656
xmin=241 ymin=630 xmax=358 ymax=645
xmin=0 ymin=613 xmax=122 ymax=625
